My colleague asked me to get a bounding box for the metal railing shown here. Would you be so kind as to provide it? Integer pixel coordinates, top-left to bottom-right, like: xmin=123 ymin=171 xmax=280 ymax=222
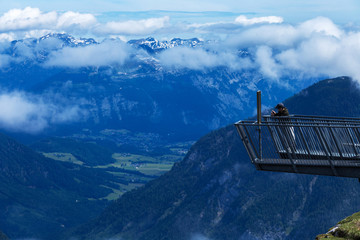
xmin=234 ymin=115 xmax=360 ymax=178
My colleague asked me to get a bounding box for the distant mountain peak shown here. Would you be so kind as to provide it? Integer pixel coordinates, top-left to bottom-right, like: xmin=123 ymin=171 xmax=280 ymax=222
xmin=128 ymin=37 xmax=203 ymax=53
xmin=39 ymin=33 xmax=97 ymax=47
xmin=12 ymin=34 xmax=203 ymax=54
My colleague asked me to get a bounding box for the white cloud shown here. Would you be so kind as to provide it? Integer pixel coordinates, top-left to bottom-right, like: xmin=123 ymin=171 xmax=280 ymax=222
xmin=226 ymin=24 xmax=298 ymax=48
xmin=158 ymin=46 xmax=252 ymax=70
xmin=235 ymin=15 xmax=283 ymax=26
xmin=0 ymin=91 xmax=82 ymax=133
xmin=153 ymin=16 xmax=360 ymax=84
xmin=219 ymin=16 xmax=360 ymax=83
xmin=23 ymin=30 xmax=54 ymax=39
xmin=0 ymin=7 xmax=57 ymax=32
xmin=95 ymin=16 xmax=170 ymax=35
xmin=56 ymin=11 xmax=97 ymax=30
xmin=0 ymin=7 xmax=97 ymax=38
xmin=159 ymin=47 xmax=220 ymax=70
xmin=227 ymin=16 xmax=343 ymax=49
xmin=45 ymin=40 xmax=131 ymax=67
xmin=0 ymin=8 xmax=172 ymax=38
xmin=298 ymin=17 xmax=343 ymax=38
xmin=255 ymin=46 xmax=280 ymax=80
xmin=275 ymin=32 xmax=360 ymax=80
xmin=0 ymin=33 xmax=16 ymax=42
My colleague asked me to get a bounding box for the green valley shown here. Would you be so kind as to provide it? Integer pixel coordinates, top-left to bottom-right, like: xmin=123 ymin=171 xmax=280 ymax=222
xmin=33 ymin=137 xmax=192 ymax=199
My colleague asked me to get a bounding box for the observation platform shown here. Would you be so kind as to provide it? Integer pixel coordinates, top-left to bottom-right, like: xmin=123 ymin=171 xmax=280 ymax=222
xmin=235 ymin=115 xmax=360 ymax=179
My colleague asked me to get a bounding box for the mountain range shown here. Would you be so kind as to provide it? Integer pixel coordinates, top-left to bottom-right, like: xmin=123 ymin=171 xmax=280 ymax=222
xmin=72 ymin=76 xmax=360 ymax=240
xmin=0 ymin=33 xmax=312 ymax=145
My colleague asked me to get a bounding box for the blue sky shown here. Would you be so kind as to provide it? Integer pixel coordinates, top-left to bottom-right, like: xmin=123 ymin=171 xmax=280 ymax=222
xmin=1 ymin=0 xmax=360 ymax=24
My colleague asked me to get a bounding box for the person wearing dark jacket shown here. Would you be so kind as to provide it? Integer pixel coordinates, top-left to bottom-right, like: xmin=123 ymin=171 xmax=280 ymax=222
xmin=271 ymin=103 xmax=295 ymax=152
xmin=271 ymin=103 xmax=289 ymax=116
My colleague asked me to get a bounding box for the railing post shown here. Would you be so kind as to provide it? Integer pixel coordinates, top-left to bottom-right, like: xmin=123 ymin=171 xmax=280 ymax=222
xmin=257 ymin=90 xmax=262 ymax=159
xmin=235 ymin=123 xmax=260 ymax=169
xmin=314 ymin=126 xmax=338 ymax=176
xmin=257 ymin=90 xmax=261 ymax=124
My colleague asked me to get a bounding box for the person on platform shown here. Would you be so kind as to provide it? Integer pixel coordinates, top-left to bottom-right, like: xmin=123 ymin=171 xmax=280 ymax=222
xmin=271 ymin=103 xmax=289 ymax=117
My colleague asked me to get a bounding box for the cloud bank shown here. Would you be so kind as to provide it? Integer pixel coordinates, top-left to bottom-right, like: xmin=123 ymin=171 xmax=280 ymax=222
xmin=45 ymin=40 xmax=131 ymax=67
xmin=244 ymin=17 xmax=359 ymax=81
xmin=95 ymin=16 xmax=170 ymax=35
xmin=158 ymin=47 xmax=252 ymax=71
xmin=0 ymin=7 xmax=172 ymax=40
xmin=235 ymin=15 xmax=283 ymax=25
xmin=0 ymin=7 xmax=96 ymax=37
xmin=157 ymin=16 xmax=360 ymax=84
xmin=0 ymin=91 xmax=83 ymax=133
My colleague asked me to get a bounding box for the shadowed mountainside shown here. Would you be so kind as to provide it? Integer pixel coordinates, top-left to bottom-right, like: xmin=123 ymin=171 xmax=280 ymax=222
xmin=71 ymin=76 xmax=360 ymax=240
xmin=0 ymin=231 xmax=8 ymax=240
xmin=0 ymin=132 xmax=127 ymax=239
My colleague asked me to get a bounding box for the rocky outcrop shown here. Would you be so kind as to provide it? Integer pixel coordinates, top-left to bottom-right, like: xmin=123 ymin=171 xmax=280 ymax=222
xmin=316 ymin=212 xmax=360 ymax=240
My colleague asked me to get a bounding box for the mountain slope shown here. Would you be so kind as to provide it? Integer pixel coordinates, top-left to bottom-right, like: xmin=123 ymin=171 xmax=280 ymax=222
xmin=0 ymin=231 xmax=8 ymax=240
xmin=284 ymin=76 xmax=360 ymax=117
xmin=0 ymin=132 xmax=126 ymax=239
xmin=72 ymin=76 xmax=360 ymax=240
